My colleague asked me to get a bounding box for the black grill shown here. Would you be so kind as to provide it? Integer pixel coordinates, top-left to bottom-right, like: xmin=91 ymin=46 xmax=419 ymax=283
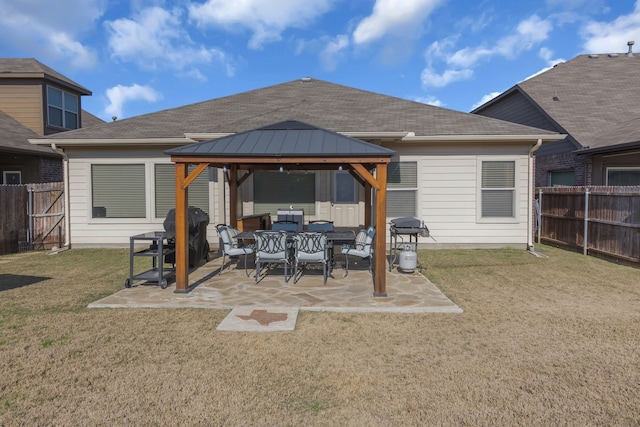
xmin=390 ymin=216 xmax=429 ymax=237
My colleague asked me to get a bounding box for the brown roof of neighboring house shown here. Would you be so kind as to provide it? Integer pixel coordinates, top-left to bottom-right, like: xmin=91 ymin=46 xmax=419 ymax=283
xmin=0 ymin=58 xmax=91 ymax=95
xmin=0 ymin=110 xmax=59 ymax=157
xmin=41 ymin=78 xmax=558 ymax=141
xmin=479 ymin=53 xmax=640 ymax=152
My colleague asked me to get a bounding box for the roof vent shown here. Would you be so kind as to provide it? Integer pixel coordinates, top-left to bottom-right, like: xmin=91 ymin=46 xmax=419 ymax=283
xmin=627 ymin=40 xmax=634 ymax=57
xmin=301 ymin=77 xmax=312 ymax=82
xmin=588 ymin=54 xmax=599 ymax=58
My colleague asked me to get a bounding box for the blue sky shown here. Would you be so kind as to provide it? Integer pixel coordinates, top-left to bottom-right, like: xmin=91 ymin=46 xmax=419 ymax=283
xmin=1 ymin=0 xmax=638 ymax=122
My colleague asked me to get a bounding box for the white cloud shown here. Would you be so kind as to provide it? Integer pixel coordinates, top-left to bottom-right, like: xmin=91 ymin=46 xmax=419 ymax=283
xmin=0 ymin=0 xmax=103 ymax=68
xmin=447 ymin=15 xmax=553 ymax=68
xmin=352 ymin=0 xmax=444 ymax=45
xmin=412 ymin=96 xmax=444 ymax=107
xmin=521 ymin=47 xmax=566 ymax=81
xmin=471 ymin=92 xmax=501 ymax=110
xmin=421 ymin=14 xmax=553 ymax=89
xmin=581 ymin=1 xmax=640 ymax=53
xmin=319 ymin=35 xmax=350 ymax=71
xmin=105 ymin=84 xmax=161 ymax=119
xmin=188 ymin=0 xmax=336 ymax=50
xmin=105 ymin=6 xmax=232 ymax=77
xmin=421 ymin=68 xmax=473 ymax=88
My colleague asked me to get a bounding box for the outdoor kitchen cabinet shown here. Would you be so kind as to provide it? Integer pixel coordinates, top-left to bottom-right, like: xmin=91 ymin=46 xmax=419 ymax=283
xmin=125 ymin=231 xmax=175 ymax=289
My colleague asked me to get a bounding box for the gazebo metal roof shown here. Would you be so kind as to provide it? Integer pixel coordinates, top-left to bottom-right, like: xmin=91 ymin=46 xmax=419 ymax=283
xmin=165 ymin=120 xmax=396 ymax=158
xmin=167 ymin=119 xmax=394 ymax=297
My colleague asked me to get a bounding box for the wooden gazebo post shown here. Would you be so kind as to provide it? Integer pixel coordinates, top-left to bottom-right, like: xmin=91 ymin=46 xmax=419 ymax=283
xmin=174 ymin=162 xmax=189 ymax=293
xmin=373 ymin=163 xmax=388 ymax=297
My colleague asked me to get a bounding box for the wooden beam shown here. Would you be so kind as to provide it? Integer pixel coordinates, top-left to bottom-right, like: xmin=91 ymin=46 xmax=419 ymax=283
xmin=181 ymin=163 xmax=208 ymax=190
xmin=352 ymin=163 xmax=380 ymax=190
xmin=171 ymin=156 xmax=392 ymax=165
xmin=174 ymin=163 xmax=189 ymax=293
xmin=237 ymin=169 xmax=254 ymax=187
xmin=373 ymin=163 xmax=388 ymax=297
xmin=364 ymin=181 xmax=372 ymax=228
xmin=229 ymin=164 xmax=238 ymax=228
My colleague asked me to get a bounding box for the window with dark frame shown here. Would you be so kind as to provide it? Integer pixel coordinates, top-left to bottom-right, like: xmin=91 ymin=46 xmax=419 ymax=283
xmin=47 ymin=86 xmax=78 ymax=130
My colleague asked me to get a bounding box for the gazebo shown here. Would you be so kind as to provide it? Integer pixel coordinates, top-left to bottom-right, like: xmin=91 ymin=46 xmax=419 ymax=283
xmin=165 ymin=120 xmax=396 ymax=296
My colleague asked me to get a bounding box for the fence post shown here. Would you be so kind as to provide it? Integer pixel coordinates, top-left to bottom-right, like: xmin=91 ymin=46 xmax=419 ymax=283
xmin=536 ymin=188 xmax=542 ymax=244
xmin=28 ymin=186 xmax=34 ymax=250
xmin=583 ymin=187 xmax=589 ymax=256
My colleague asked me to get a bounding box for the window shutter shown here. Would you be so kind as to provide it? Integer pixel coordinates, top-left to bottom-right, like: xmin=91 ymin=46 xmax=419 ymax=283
xmin=92 ymin=164 xmax=146 ymax=218
xmin=481 ymin=161 xmax=515 ymax=218
xmin=155 ymin=164 xmax=209 ymax=218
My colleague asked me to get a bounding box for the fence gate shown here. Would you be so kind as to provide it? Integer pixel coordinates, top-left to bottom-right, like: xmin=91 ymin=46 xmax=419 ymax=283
xmin=26 ymin=182 xmax=66 ymax=251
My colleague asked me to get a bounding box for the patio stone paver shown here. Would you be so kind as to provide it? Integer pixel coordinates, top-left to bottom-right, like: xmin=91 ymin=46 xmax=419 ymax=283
xmin=88 ymin=255 xmax=463 ymax=314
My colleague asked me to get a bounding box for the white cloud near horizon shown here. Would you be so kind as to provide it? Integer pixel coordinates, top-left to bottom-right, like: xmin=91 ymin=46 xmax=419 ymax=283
xmin=412 ymin=96 xmax=444 ymax=107
xmin=105 ymin=84 xmax=161 ymax=119
xmin=105 ymin=6 xmax=233 ymax=77
xmin=187 ymin=0 xmax=336 ymax=50
xmin=319 ymin=35 xmax=350 ymax=71
xmin=581 ymin=0 xmax=640 ymax=53
xmin=471 ymin=91 xmax=501 ymax=110
xmin=0 ymin=0 xmax=103 ymax=69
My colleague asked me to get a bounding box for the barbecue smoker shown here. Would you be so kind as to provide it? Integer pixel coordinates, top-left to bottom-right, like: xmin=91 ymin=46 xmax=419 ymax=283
xmin=389 ymin=217 xmax=430 ymax=273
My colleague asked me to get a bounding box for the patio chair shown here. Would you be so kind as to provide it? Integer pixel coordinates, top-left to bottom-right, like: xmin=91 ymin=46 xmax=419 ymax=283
xmin=293 ymin=232 xmax=329 ymax=284
xmin=340 ymin=226 xmax=375 ymax=277
xmin=216 ymin=224 xmax=254 ymax=277
xmin=272 ymin=220 xmax=298 ymax=232
xmin=254 ymin=230 xmax=291 ymax=283
xmin=306 ymin=220 xmax=334 ymax=232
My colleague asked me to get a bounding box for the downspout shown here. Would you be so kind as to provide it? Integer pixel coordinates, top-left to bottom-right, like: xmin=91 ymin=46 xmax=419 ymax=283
xmin=527 ymin=138 xmax=542 ymax=251
xmin=51 ymin=144 xmax=71 ymax=249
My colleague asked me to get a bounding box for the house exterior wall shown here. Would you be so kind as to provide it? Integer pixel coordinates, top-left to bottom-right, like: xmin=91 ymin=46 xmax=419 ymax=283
xmin=590 ymin=151 xmax=640 ymax=185
xmin=535 ymin=149 xmax=589 ymax=187
xmin=386 ymin=142 xmax=533 ymax=249
xmin=67 ymin=146 xmax=222 ymax=247
xmin=65 ymin=140 xmax=536 ymax=250
xmin=0 ymin=84 xmax=44 ymax=135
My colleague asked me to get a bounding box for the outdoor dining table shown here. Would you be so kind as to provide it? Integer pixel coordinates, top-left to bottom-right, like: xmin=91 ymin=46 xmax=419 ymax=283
xmin=235 ymin=229 xmax=356 ymax=278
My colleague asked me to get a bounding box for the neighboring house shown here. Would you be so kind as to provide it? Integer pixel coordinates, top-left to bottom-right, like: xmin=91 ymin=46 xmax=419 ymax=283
xmin=472 ymin=44 xmax=640 ymax=187
xmin=0 ymin=58 xmax=99 ymax=184
xmin=31 ymin=78 xmax=562 ymax=249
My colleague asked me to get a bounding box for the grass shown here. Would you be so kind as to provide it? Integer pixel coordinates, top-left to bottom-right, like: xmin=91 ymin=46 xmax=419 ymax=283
xmin=0 ymin=246 xmax=639 ymax=425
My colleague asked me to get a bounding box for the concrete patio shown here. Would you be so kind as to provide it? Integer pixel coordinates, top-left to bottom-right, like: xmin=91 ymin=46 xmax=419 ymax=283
xmin=89 ymin=254 xmax=462 ymax=314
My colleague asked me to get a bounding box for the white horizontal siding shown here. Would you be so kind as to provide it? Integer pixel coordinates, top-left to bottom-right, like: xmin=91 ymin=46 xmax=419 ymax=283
xmin=392 ymin=146 xmax=532 ymax=248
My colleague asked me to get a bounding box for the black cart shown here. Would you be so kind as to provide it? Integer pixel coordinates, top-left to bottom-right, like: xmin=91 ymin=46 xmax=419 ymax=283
xmin=126 ymin=231 xmax=175 ymax=289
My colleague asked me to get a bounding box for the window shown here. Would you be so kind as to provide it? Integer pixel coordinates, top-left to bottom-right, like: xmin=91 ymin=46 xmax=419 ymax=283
xmin=47 ymin=86 xmax=78 ymax=130
xmin=254 ymin=170 xmax=316 ymax=215
xmin=3 ymin=171 xmax=21 ymax=184
xmin=155 ymin=164 xmax=210 ymax=218
xmin=91 ymin=164 xmax=145 ymax=218
xmin=607 ymin=167 xmax=640 ymax=186
xmin=480 ymin=160 xmax=516 ymax=218
xmin=334 ymin=171 xmax=356 ymax=203
xmin=549 ymin=170 xmax=574 ymax=186
xmin=387 ymin=161 xmax=417 ymax=218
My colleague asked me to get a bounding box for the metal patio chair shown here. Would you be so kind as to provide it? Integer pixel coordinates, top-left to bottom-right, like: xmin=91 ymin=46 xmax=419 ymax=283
xmin=306 ymin=220 xmax=334 ymax=232
xmin=293 ymin=232 xmax=329 ymax=284
xmin=340 ymin=226 xmax=375 ymax=277
xmin=254 ymin=230 xmax=291 ymax=283
xmin=216 ymin=224 xmax=254 ymax=277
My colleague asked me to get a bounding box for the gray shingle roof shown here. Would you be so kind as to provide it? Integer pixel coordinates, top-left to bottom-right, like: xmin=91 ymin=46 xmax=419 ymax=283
xmin=165 ymin=119 xmax=396 ymax=157
xmin=0 ymin=110 xmax=59 ymax=156
xmin=0 ymin=58 xmax=91 ymax=95
xmin=44 ymin=78 xmax=557 ymax=141
xmin=515 ymin=54 xmax=640 ymax=150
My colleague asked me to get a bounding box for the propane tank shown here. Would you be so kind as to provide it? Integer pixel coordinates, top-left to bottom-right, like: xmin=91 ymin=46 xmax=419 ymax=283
xmin=398 ymin=244 xmax=417 ymax=273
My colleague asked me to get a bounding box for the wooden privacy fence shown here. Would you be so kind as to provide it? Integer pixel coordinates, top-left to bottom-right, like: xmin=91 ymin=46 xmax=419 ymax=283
xmin=536 ymin=186 xmax=640 ymax=265
xmin=0 ymin=182 xmax=65 ymax=255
